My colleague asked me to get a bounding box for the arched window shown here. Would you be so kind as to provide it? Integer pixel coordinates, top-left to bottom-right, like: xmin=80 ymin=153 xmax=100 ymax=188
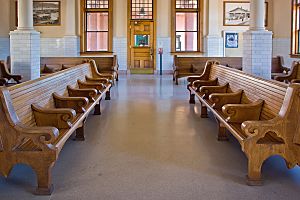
xmin=291 ymin=0 xmax=300 ymax=57
xmin=171 ymin=0 xmax=202 ymax=53
xmin=81 ymin=0 xmax=113 ymax=53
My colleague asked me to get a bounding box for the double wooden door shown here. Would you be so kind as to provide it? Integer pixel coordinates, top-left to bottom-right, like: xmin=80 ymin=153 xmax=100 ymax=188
xmin=129 ymin=21 xmax=155 ymax=74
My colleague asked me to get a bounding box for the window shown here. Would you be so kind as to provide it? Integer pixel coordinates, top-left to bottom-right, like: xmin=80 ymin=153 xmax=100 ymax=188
xmin=81 ymin=0 xmax=113 ymax=53
xmin=131 ymin=0 xmax=153 ymax=20
xmin=172 ymin=0 xmax=202 ymax=53
xmin=291 ymin=0 xmax=300 ymax=57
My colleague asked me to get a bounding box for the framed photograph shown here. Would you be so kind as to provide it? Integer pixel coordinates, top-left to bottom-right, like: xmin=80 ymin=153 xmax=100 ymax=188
xmin=223 ymin=1 xmax=268 ymax=26
xmin=33 ymin=1 xmax=61 ymax=26
xmin=224 ymin=32 xmax=239 ymax=48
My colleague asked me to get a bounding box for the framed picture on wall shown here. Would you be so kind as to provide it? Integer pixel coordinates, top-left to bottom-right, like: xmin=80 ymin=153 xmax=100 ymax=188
xmin=15 ymin=1 xmax=61 ymax=26
xmin=223 ymin=1 xmax=268 ymax=27
xmin=224 ymin=32 xmax=239 ymax=48
xmin=33 ymin=1 xmax=61 ymax=26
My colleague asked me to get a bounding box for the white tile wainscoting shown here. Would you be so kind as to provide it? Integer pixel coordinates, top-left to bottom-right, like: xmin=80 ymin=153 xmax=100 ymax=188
xmin=0 ymin=37 xmax=10 ymax=60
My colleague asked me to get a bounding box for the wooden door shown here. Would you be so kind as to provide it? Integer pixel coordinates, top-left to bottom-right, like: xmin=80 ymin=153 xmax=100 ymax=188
xmin=129 ymin=21 xmax=155 ymax=74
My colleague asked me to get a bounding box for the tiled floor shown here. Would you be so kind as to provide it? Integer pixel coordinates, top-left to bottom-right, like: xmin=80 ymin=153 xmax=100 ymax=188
xmin=0 ymin=75 xmax=299 ymax=200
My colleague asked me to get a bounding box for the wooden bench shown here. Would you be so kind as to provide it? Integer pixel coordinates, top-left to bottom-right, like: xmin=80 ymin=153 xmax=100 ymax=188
xmin=174 ymin=56 xmax=288 ymax=85
xmin=275 ymin=61 xmax=300 ymax=83
xmin=173 ymin=56 xmax=243 ymax=85
xmin=0 ymin=61 xmax=22 ymax=86
xmin=187 ymin=62 xmax=300 ymax=185
xmin=0 ymin=61 xmax=113 ymax=195
xmin=40 ymin=56 xmax=119 ymax=81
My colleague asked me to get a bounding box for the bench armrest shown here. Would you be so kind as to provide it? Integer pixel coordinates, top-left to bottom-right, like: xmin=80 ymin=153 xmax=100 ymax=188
xmin=77 ymin=80 xmax=106 ymax=93
xmin=291 ymin=79 xmax=300 ymax=84
xmin=67 ymin=86 xmax=97 ymax=103
xmin=85 ymin=76 xmax=111 ymax=85
xmin=199 ymin=83 xmax=229 ymax=99
xmin=0 ymin=78 xmax=8 ymax=86
xmin=241 ymin=117 xmax=284 ymax=141
xmin=209 ymin=90 xmax=243 ymax=109
xmin=15 ymin=123 xmax=59 ymax=151
xmin=192 ymin=78 xmax=218 ymax=92
xmin=32 ymin=104 xmax=76 ymax=129
xmin=53 ymin=93 xmax=88 ymax=113
xmin=274 ymin=73 xmax=293 ymax=82
xmin=222 ymin=100 xmax=264 ymax=123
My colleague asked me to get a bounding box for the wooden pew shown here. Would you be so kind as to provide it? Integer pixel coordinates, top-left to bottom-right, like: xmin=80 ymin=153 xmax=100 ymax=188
xmin=274 ymin=61 xmax=300 ymax=83
xmin=40 ymin=56 xmax=119 ymax=81
xmin=0 ymin=62 xmax=112 ymax=195
xmin=187 ymin=62 xmax=300 ymax=185
xmin=174 ymin=56 xmax=289 ymax=85
xmin=0 ymin=61 xmax=22 ymax=85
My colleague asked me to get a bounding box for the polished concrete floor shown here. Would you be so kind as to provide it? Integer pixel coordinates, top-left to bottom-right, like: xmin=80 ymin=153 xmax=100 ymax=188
xmin=0 ymin=75 xmax=300 ymax=200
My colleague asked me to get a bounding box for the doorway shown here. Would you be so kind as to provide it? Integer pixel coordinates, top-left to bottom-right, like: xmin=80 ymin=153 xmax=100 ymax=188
xmin=127 ymin=0 xmax=156 ymax=74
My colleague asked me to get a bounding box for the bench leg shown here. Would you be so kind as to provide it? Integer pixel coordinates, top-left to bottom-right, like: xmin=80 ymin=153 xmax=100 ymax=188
xmin=94 ymin=103 xmax=101 ymax=115
xmin=105 ymin=89 xmax=111 ymax=100
xmin=75 ymin=119 xmax=86 ymax=141
xmin=175 ymin=78 xmax=179 ymax=85
xmin=200 ymin=103 xmax=208 ymax=118
xmin=34 ymin=163 xmax=54 ymax=195
xmin=247 ymin=158 xmax=264 ymax=186
xmin=217 ymin=122 xmax=229 ymax=141
xmin=189 ymin=94 xmax=196 ymax=104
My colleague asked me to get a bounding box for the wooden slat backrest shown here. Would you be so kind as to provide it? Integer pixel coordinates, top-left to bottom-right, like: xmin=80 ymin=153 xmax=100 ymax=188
xmin=209 ymin=65 xmax=288 ymax=120
xmin=40 ymin=56 xmax=116 ymax=71
xmin=7 ymin=63 xmax=93 ymax=127
xmin=174 ymin=56 xmax=243 ymax=70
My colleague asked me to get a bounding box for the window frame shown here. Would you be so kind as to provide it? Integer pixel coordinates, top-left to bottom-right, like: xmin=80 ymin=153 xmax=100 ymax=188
xmin=171 ymin=0 xmax=203 ymax=54
xmin=80 ymin=0 xmax=113 ymax=54
xmin=291 ymin=0 xmax=300 ymax=57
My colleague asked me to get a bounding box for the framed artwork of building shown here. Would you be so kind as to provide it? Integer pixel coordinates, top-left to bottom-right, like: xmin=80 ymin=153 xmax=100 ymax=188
xmin=33 ymin=1 xmax=61 ymax=26
xmin=15 ymin=1 xmax=61 ymax=26
xmin=223 ymin=1 xmax=268 ymax=26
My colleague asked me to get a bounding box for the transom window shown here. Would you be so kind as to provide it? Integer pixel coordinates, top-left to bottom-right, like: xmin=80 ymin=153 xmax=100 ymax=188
xmin=131 ymin=0 xmax=153 ymax=20
xmin=81 ymin=0 xmax=113 ymax=53
xmin=172 ymin=0 xmax=202 ymax=52
xmin=291 ymin=0 xmax=300 ymax=57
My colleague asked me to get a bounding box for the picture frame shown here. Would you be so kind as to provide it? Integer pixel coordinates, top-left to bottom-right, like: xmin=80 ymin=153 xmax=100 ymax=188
xmin=33 ymin=1 xmax=61 ymax=26
xmin=15 ymin=1 xmax=61 ymax=26
xmin=223 ymin=1 xmax=268 ymax=27
xmin=224 ymin=32 xmax=239 ymax=48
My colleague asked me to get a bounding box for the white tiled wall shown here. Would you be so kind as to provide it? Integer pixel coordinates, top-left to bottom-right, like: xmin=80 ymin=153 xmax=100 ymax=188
xmin=10 ymin=30 xmax=41 ymax=81
xmin=204 ymin=35 xmax=224 ymax=57
xmin=113 ymin=37 xmax=127 ymax=71
xmin=156 ymin=37 xmax=173 ymax=72
xmin=243 ymin=31 xmax=273 ymax=79
xmin=0 ymin=37 xmax=10 ymax=60
xmin=40 ymin=37 xmax=80 ymax=57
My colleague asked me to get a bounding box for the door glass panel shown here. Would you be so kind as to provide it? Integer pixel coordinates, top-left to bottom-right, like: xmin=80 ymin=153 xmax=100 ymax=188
xmin=134 ymin=35 xmax=150 ymax=47
xmin=131 ymin=0 xmax=153 ymax=20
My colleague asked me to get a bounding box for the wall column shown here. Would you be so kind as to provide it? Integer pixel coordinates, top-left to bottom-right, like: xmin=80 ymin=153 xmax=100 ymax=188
xmin=64 ymin=0 xmax=80 ymax=56
xmin=204 ymin=0 xmax=223 ymax=57
xmin=242 ymin=0 xmax=272 ymax=79
xmin=10 ymin=0 xmax=40 ymax=81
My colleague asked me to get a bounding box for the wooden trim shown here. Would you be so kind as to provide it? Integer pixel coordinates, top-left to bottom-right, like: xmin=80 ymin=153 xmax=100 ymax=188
xmin=127 ymin=0 xmax=157 ymax=70
xmin=171 ymin=0 xmax=203 ymax=53
xmin=80 ymin=0 xmax=113 ymax=54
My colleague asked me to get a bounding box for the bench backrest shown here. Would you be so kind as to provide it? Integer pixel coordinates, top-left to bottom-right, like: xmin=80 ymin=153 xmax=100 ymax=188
xmin=209 ymin=64 xmax=288 ymax=120
xmin=4 ymin=63 xmax=96 ymax=127
xmin=174 ymin=56 xmax=242 ymax=70
xmin=40 ymin=55 xmax=117 ymax=71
